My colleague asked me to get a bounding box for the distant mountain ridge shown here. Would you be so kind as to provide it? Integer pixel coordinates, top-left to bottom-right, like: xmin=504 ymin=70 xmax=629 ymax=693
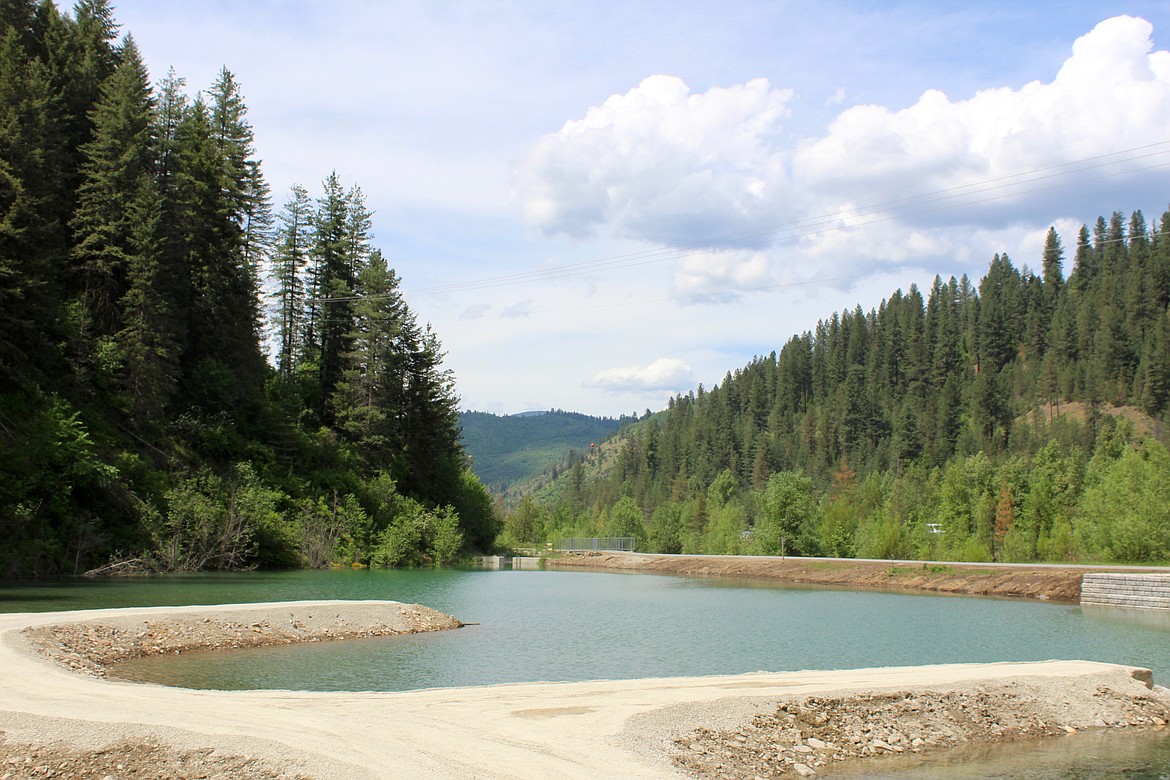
xmin=458 ymin=410 xmax=623 ymax=492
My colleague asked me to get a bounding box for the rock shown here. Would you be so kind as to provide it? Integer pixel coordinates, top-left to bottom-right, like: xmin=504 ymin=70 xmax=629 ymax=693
xmin=792 ymin=744 xmax=813 ymax=753
xmin=806 ymin=737 xmax=827 ymax=749
xmin=792 ymin=763 xmax=816 ymax=777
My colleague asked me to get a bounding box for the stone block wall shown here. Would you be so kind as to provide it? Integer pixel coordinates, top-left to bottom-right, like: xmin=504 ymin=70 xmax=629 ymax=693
xmin=1080 ymin=572 xmax=1170 ymax=610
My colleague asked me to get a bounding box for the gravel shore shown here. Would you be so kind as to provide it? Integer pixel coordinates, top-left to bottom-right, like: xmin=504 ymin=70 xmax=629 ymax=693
xmin=1 ymin=602 xmax=1168 ymax=779
xmin=16 ymin=601 xmax=462 ymax=678
xmin=664 ymin=671 xmax=1169 ymax=778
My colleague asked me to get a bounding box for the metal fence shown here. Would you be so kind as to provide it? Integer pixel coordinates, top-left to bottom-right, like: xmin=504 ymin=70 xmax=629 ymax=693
xmin=554 ymin=536 xmax=636 ymax=552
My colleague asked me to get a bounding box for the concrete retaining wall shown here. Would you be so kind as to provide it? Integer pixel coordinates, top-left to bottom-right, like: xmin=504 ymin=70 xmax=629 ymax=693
xmin=1080 ymin=572 xmax=1170 ymax=610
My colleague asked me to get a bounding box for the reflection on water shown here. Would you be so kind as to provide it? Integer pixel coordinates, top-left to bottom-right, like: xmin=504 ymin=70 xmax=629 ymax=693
xmin=830 ymin=728 xmax=1170 ymax=779
xmin=1082 ymin=603 xmax=1170 ymax=632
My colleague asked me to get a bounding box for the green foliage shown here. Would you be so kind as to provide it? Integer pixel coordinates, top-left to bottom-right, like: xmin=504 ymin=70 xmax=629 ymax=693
xmin=499 ymin=495 xmax=546 ymax=547
xmin=0 ymin=5 xmax=492 ymax=576
xmin=753 ymin=472 xmax=817 ymax=556
xmin=369 ymin=499 xmax=463 ymax=568
xmin=520 ymin=206 xmax=1170 ymax=566
xmin=152 ymin=463 xmax=280 ymax=571
xmin=459 ymin=410 xmax=622 ymax=492
xmin=604 ymin=496 xmax=647 ymax=549
xmin=1077 ymin=441 xmax=1170 ymax=562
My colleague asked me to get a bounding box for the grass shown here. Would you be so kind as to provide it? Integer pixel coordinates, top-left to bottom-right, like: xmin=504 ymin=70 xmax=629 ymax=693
xmin=886 ymin=563 xmax=954 ymax=577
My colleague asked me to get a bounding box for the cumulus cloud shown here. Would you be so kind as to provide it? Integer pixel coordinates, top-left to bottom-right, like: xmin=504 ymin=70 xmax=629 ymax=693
xmin=672 ymin=249 xmax=773 ymax=303
xmin=586 ymin=358 xmax=693 ymax=392
xmin=515 ymin=75 xmax=795 ymax=245
xmin=793 ymin=15 xmax=1170 ymax=220
xmin=516 ymin=16 xmax=1170 ymax=281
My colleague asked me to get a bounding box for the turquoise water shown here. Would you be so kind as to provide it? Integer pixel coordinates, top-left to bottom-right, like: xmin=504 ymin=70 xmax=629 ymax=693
xmin=3 ymin=568 xmax=1169 ymax=690
xmin=3 ymin=568 xmax=1169 ymax=778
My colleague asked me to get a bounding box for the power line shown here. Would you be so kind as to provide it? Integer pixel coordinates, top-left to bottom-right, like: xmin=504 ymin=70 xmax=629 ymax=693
xmin=307 ymin=141 xmax=1170 ymax=306
xmin=406 ymin=141 xmax=1170 ymax=297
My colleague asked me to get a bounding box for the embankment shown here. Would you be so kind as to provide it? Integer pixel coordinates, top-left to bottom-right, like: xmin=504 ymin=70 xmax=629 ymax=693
xmin=546 ymin=551 xmax=1100 ymax=601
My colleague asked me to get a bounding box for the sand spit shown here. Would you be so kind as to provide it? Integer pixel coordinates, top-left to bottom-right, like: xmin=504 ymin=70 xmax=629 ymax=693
xmin=1 ymin=602 xmax=1168 ymax=779
xmin=17 ymin=600 xmax=462 ymax=678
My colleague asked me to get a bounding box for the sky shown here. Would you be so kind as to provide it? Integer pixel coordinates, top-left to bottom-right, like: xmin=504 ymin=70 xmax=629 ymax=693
xmin=101 ymin=1 xmax=1170 ymax=418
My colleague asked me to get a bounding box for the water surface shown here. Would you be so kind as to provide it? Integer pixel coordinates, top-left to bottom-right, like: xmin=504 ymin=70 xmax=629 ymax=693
xmin=3 ymin=568 xmax=1169 ymax=778
xmin=3 ymin=568 xmax=1168 ymax=690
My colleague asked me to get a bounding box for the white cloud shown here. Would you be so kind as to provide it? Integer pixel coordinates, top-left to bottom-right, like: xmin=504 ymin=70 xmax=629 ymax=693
xmin=516 ymin=15 xmax=1170 ymax=285
xmin=793 ymin=15 xmax=1170 ymax=221
xmin=672 ymin=249 xmax=773 ymax=303
xmin=515 ymin=75 xmax=795 ymax=245
xmin=587 ymin=358 xmax=694 ymax=392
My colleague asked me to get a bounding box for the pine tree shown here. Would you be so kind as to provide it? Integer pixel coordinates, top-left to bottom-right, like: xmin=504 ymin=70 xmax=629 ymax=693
xmin=333 ymin=249 xmax=405 ymax=462
xmin=209 ymin=67 xmax=270 ymax=334
xmin=70 ymin=36 xmax=154 ymax=338
xmin=69 ymin=37 xmax=177 ymax=422
xmin=310 ymin=172 xmax=357 ymax=420
xmin=1041 ymin=227 xmax=1064 ymax=305
xmin=270 ymin=183 xmax=312 ymax=380
xmin=169 ymin=97 xmax=263 ymax=416
xmin=0 ymin=23 xmax=62 ymax=381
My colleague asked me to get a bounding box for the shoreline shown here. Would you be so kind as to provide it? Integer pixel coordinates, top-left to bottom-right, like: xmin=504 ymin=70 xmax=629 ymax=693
xmin=544 ymin=551 xmax=1170 ymax=602
xmin=1 ymin=602 xmax=1168 ymax=778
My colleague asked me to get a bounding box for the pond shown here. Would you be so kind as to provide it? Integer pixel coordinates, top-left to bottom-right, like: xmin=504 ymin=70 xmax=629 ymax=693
xmin=3 ymin=568 xmax=1169 ymax=778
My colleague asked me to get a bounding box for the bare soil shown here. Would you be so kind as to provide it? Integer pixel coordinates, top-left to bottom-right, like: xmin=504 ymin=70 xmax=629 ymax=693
xmin=548 ymin=552 xmax=1096 ymax=602
xmin=0 ymin=735 xmax=310 ymax=780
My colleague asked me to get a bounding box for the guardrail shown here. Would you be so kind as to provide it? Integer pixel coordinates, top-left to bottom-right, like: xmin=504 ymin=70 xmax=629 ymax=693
xmin=554 ymin=537 xmax=636 ymax=552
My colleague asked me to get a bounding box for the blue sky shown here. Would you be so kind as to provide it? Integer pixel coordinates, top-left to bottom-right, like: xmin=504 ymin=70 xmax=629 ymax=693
xmin=104 ymin=1 xmax=1170 ymax=416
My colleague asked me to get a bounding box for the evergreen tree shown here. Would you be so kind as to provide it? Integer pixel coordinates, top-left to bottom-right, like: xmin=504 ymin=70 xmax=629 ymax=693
xmin=70 ymin=37 xmax=176 ymax=422
xmin=308 ymin=171 xmax=353 ymax=419
xmin=0 ymin=23 xmax=62 ymax=381
xmin=270 ymin=183 xmax=312 ymax=379
xmin=209 ymin=67 xmax=270 ymax=332
xmin=70 ymin=36 xmax=154 ymax=339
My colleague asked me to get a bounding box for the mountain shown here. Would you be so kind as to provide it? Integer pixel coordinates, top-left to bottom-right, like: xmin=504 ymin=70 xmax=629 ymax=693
xmin=513 ymin=208 xmax=1170 ymax=565
xmin=459 ymin=410 xmax=623 ymax=493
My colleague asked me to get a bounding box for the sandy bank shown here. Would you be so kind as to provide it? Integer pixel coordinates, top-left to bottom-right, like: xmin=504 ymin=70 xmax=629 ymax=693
xmin=0 ymin=602 xmax=1168 ymax=779
xmin=546 ymin=551 xmax=1122 ymax=602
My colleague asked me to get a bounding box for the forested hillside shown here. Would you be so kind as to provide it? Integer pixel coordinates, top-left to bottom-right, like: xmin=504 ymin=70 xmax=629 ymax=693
xmin=513 ymin=210 xmax=1170 ymax=564
xmin=0 ymin=1 xmax=497 ymax=578
xmin=459 ymin=410 xmax=622 ymax=493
